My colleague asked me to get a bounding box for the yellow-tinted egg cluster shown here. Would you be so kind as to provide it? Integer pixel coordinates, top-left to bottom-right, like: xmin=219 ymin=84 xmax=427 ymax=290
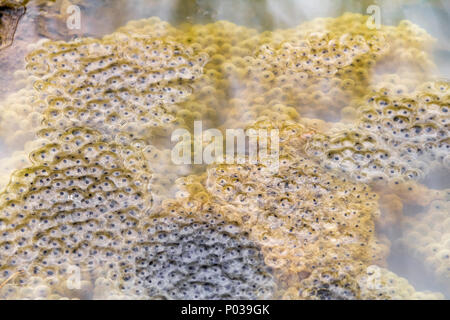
xmin=219 ymin=13 xmax=435 ymax=126
xmin=202 ymin=121 xmax=386 ymax=296
xmin=24 ymin=18 xmax=209 ymax=142
xmin=222 ymin=31 xmax=386 ymax=124
xmin=2 ymin=14 xmax=439 ymax=148
xmin=306 ymin=80 xmax=449 ymax=183
xmin=398 ymin=198 xmax=450 ymax=287
xmin=0 ymin=12 xmax=447 ymax=300
xmin=277 ymin=13 xmax=435 ymax=76
xmin=0 ymin=127 xmax=152 ymax=299
xmin=141 ymin=13 xmax=436 ymax=130
xmin=172 ymin=21 xmax=261 ymax=129
xmin=115 ymin=16 xmax=179 ymax=39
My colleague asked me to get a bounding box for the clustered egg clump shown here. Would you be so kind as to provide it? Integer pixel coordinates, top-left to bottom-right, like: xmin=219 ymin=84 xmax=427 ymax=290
xmin=0 ymin=127 xmax=152 ymax=299
xmin=306 ymin=80 xmax=449 ymax=183
xmin=0 ymin=125 xmax=276 ymax=299
xmin=0 ymin=13 xmax=438 ymax=149
xmin=199 ymin=120 xmax=390 ymax=299
xmin=0 ymin=17 xmax=213 ymax=154
xmin=135 ymin=198 xmax=276 ymax=300
xmin=221 ymin=29 xmax=387 ymax=125
xmin=219 ymin=12 xmax=435 ymax=126
xmin=282 ymin=264 xmax=443 ymax=300
xmin=357 ymin=265 xmax=444 ymax=300
xmin=25 ymin=27 xmax=209 ymax=141
xmin=0 ymin=13 xmax=447 ymax=299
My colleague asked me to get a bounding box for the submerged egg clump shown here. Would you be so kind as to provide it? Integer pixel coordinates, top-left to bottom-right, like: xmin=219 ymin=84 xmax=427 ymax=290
xmin=0 ymin=12 xmax=447 ymax=300
xmin=291 ymin=264 xmax=443 ymax=300
xmin=358 ymin=265 xmax=444 ymax=300
xmin=24 ymin=17 xmax=209 ymax=142
xmin=220 ymin=13 xmax=435 ymax=126
xmin=172 ymin=21 xmax=261 ymax=128
xmin=135 ymin=198 xmax=276 ymax=300
xmin=306 ymin=80 xmax=449 ymax=183
xmin=276 ymin=13 xmax=435 ymax=80
xmin=202 ymin=120 xmax=387 ymax=299
xmin=0 ymin=127 xmax=152 ymax=299
xmin=223 ymin=31 xmax=384 ymax=125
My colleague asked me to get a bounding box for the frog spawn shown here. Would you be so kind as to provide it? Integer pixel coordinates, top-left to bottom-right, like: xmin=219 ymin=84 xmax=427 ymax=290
xmin=151 ymin=14 xmax=435 ymax=128
xmin=285 ymin=263 xmax=444 ymax=300
xmin=25 ymin=23 xmax=209 ymax=142
xmin=134 ymin=199 xmax=276 ymax=300
xmin=222 ymin=31 xmax=385 ymax=126
xmin=0 ymin=14 xmax=447 ymax=300
xmin=305 ymin=80 xmax=449 ymax=184
xmin=276 ymin=13 xmax=435 ymax=77
xmin=3 ymin=14 xmax=440 ymax=147
xmin=358 ymin=265 xmax=444 ymax=300
xmin=196 ymin=120 xmax=389 ymax=300
xmin=0 ymin=126 xmax=278 ymax=300
xmin=0 ymin=127 xmax=152 ymax=299
xmin=220 ymin=13 xmax=436 ymax=126
xmin=359 ymin=80 xmax=449 ymax=169
xmin=205 ymin=159 xmax=387 ymax=297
